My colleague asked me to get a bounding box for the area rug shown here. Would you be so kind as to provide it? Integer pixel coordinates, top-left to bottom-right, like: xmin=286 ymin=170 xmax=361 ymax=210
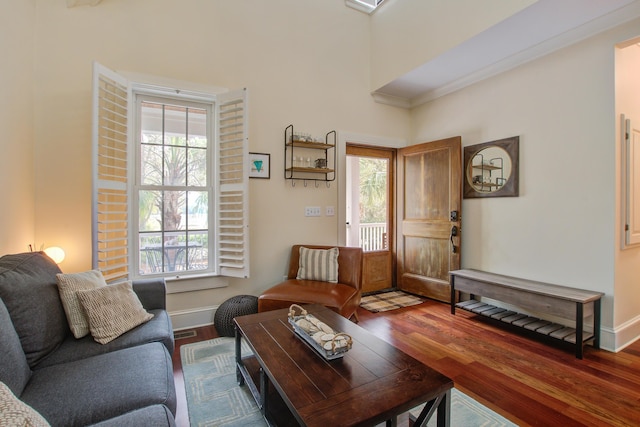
xmin=412 ymin=389 xmax=517 ymax=426
xmin=181 ymin=337 xmax=518 ymax=427
xmin=360 ymin=290 xmax=425 ymax=313
xmin=180 ymin=337 xmax=265 ymax=427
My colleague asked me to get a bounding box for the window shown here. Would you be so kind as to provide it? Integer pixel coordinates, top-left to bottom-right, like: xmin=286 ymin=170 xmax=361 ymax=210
xmin=136 ymin=96 xmax=211 ymax=275
xmin=92 ymin=62 xmax=249 ymax=283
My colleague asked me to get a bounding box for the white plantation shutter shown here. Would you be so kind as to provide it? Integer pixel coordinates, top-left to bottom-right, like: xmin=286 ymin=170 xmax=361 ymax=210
xmin=216 ymin=88 xmax=250 ymax=278
xmin=92 ymin=63 xmax=249 ymax=281
xmin=92 ymin=62 xmax=131 ymax=283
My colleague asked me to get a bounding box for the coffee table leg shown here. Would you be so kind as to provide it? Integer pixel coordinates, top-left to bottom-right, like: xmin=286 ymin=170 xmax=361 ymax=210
xmin=412 ymin=389 xmax=450 ymax=427
xmin=260 ymin=367 xmax=268 ymax=416
xmin=235 ymin=327 xmax=244 ymax=386
xmin=436 ymin=389 xmax=450 ymax=427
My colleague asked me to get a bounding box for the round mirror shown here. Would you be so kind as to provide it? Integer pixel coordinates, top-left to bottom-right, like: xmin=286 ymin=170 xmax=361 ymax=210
xmin=467 ymin=146 xmax=512 ymax=193
xmin=463 ymin=136 xmax=519 ymax=199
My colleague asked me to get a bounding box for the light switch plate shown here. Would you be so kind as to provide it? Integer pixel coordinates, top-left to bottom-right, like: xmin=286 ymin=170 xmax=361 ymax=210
xmin=304 ymin=206 xmax=321 ymax=217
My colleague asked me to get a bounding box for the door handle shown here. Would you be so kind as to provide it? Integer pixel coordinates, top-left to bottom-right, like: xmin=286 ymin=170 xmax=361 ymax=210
xmin=450 ymin=225 xmax=458 ymax=253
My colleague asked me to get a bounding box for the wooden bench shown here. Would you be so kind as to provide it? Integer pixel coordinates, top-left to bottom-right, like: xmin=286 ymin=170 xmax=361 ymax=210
xmin=449 ymin=269 xmax=604 ymax=359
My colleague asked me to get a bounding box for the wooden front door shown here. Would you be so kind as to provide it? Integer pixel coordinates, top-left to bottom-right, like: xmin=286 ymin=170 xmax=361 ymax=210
xmin=397 ymin=137 xmax=462 ymax=302
xmin=346 ymin=145 xmax=394 ymax=293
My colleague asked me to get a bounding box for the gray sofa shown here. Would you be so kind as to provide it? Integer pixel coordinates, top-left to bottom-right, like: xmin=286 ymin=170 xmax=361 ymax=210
xmin=0 ymin=251 xmax=177 ymax=426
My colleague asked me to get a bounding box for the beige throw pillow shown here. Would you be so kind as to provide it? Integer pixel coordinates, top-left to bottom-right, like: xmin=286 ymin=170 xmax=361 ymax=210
xmin=296 ymin=246 xmax=339 ymax=283
xmin=76 ymin=281 xmax=154 ymax=345
xmin=56 ymin=270 xmax=107 ymax=338
xmin=0 ymin=381 xmax=50 ymax=427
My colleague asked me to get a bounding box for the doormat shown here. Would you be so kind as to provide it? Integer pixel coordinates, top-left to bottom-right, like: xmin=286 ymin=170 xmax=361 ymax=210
xmin=360 ymin=290 xmax=425 ymax=313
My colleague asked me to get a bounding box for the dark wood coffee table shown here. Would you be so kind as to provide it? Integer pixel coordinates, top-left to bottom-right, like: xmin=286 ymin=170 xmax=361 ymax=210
xmin=234 ymin=304 xmax=453 ymax=427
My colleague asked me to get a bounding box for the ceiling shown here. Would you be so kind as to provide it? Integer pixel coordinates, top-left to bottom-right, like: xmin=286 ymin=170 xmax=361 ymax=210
xmin=372 ymin=0 xmax=640 ymax=108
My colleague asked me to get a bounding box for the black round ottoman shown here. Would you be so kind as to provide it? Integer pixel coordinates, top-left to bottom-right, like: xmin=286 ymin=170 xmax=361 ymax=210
xmin=214 ymin=295 xmax=258 ymax=337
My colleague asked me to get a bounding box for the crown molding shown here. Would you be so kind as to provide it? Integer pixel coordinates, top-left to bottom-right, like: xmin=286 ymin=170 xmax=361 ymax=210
xmin=370 ymin=92 xmax=411 ymax=109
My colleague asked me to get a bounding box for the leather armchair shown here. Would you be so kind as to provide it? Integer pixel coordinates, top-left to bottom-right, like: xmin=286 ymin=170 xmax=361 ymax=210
xmin=258 ymin=245 xmax=363 ymax=321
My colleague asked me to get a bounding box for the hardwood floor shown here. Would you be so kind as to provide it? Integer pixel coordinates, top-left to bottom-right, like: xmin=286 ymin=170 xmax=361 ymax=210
xmin=172 ymin=300 xmax=640 ymax=427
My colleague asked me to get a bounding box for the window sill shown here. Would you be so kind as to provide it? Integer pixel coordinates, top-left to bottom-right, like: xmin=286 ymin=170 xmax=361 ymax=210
xmin=164 ymin=273 xmax=229 ymax=294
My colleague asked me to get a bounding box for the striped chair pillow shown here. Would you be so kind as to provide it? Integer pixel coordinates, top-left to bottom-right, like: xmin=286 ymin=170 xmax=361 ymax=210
xmin=296 ymin=246 xmax=339 ymax=283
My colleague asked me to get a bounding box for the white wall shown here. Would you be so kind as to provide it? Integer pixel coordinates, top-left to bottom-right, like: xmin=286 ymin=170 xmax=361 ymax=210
xmin=0 ymin=0 xmax=36 ymax=254
xmin=411 ymin=17 xmax=640 ymax=350
xmin=6 ymin=1 xmax=640 ymax=348
xmin=369 ymin=0 xmax=535 ymax=90
xmin=27 ymin=0 xmax=409 ymax=321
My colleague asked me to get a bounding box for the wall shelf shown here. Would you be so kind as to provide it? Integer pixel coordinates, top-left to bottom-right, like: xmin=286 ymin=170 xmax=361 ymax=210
xmin=284 ymin=124 xmax=336 ymax=187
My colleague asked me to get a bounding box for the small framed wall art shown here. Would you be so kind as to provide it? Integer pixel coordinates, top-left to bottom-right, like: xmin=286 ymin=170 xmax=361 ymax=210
xmin=249 ymin=152 xmax=270 ymax=179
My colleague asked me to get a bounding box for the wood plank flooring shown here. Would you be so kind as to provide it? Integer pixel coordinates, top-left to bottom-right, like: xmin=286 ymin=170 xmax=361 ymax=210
xmin=173 ymin=300 xmax=640 ymax=427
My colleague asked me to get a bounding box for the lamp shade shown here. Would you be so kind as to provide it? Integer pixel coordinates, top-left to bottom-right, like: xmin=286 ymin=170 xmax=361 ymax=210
xmin=44 ymin=247 xmax=65 ymax=264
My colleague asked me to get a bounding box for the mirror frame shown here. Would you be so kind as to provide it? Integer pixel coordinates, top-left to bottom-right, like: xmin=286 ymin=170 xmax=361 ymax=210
xmin=463 ymin=136 xmax=519 ymax=199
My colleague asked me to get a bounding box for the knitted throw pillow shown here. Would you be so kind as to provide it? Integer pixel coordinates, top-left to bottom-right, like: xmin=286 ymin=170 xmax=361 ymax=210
xmin=296 ymin=247 xmax=339 ymax=283
xmin=0 ymin=381 xmax=50 ymax=427
xmin=76 ymin=281 xmax=154 ymax=344
xmin=56 ymin=270 xmax=107 ymax=338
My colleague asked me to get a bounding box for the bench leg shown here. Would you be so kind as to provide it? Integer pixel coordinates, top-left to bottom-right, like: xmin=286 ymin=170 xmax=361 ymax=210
xmin=594 ymin=299 xmax=601 ymax=349
xmin=450 ymin=279 xmax=456 ymax=314
xmin=576 ymin=303 xmax=584 ymax=359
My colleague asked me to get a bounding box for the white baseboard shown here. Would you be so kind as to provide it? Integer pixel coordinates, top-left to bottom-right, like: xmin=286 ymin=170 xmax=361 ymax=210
xmin=602 ymin=314 xmax=640 ymax=352
xmin=170 ymin=306 xmax=218 ymax=331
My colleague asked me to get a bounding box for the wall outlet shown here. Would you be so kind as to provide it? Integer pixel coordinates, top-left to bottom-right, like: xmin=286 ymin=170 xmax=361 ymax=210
xmin=304 ymin=206 xmax=321 ymax=217
xmin=326 ymin=206 xmax=335 ymax=216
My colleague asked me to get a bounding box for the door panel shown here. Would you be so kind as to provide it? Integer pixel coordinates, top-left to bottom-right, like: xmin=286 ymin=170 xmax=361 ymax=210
xmin=397 ymin=137 xmax=462 ymax=302
xmin=361 ymin=251 xmax=393 ymax=293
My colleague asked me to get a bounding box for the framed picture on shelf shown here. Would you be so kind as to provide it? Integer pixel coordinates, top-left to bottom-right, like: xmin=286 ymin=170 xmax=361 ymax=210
xmin=249 ymin=152 xmax=270 ymax=179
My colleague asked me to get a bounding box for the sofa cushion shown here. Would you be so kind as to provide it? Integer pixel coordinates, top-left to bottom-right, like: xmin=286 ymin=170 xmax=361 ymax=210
xmin=0 ymin=252 xmax=67 ymax=367
xmin=0 ymin=298 xmax=32 ymax=397
xmin=0 ymin=381 xmax=50 ymax=427
xmin=296 ymin=246 xmax=339 ymax=283
xmin=33 ymin=309 xmax=174 ymax=369
xmin=131 ymin=278 xmax=168 ymax=310
xmin=88 ymin=404 xmax=176 ymax=427
xmin=77 ymin=281 xmax=154 ymax=344
xmin=20 ymin=342 xmax=176 ymax=427
xmin=56 ymin=270 xmax=107 ymax=338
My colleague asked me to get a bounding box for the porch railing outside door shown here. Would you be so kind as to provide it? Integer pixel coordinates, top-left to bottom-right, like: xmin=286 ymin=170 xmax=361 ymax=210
xmin=359 ymin=222 xmax=387 ymax=252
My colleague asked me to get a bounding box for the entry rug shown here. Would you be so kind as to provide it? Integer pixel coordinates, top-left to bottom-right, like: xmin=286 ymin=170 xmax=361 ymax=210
xmin=360 ymin=290 xmax=425 ymax=313
xmin=181 ymin=337 xmax=518 ymax=427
